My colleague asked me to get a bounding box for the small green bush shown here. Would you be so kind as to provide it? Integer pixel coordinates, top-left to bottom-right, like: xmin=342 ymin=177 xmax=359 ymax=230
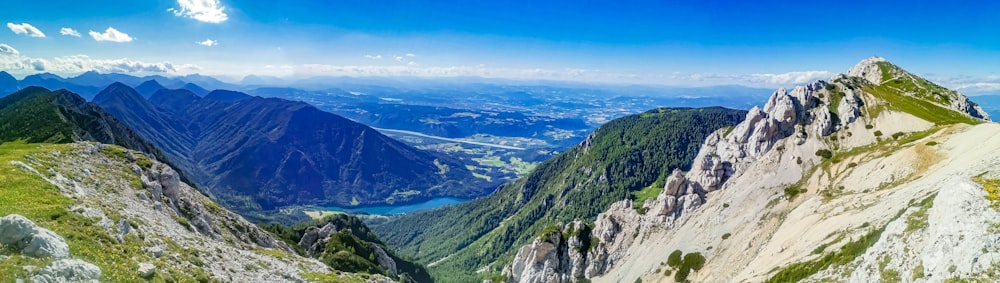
xmin=874 ymin=130 xmax=883 ymax=137
xmin=667 ymin=250 xmax=683 ymax=267
xmin=683 ymin=253 xmax=706 ymax=271
xmin=675 ymin=267 xmax=691 ymax=282
xmin=722 ymin=233 xmax=731 ymax=240
xmin=815 ymin=149 xmax=833 ymax=159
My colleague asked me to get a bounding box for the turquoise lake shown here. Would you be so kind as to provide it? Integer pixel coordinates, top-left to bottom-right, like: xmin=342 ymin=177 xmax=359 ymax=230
xmin=320 ymin=197 xmax=469 ymax=215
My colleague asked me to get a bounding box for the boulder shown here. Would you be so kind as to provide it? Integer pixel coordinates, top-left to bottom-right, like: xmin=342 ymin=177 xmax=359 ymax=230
xmin=22 ymin=229 xmax=70 ymax=259
xmin=0 ymin=214 xmax=38 ymax=244
xmin=138 ymin=262 xmax=156 ymax=278
xmin=0 ymin=214 xmax=70 ymax=259
xmin=31 ymin=259 xmax=101 ymax=283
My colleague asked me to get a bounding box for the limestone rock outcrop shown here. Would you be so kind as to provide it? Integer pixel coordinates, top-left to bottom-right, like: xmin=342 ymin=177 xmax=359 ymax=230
xmin=504 ymin=220 xmax=600 ymax=283
xmin=31 ymin=259 xmax=102 ymax=283
xmin=847 ymin=56 xmax=888 ymax=85
xmin=0 ymin=214 xmax=70 ymax=259
xmin=299 ymin=222 xmax=338 ymax=257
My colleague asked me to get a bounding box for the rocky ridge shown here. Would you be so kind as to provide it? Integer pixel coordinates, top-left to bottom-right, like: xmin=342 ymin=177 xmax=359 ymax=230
xmin=503 ymin=57 xmax=996 ymax=282
xmin=0 ymin=142 xmax=392 ymax=282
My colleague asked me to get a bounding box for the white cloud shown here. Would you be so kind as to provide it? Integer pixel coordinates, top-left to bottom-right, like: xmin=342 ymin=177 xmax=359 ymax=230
xmin=748 ymin=71 xmax=833 ymax=85
xmin=59 ymin=27 xmax=81 ymax=37
xmin=0 ymin=43 xmax=198 ymax=75
xmin=658 ymin=70 xmax=833 ymax=87
xmin=922 ymin=74 xmax=1000 ymax=95
xmin=953 ymin=82 xmax=1000 ymax=94
xmin=0 ymin=44 xmax=20 ymax=56
xmin=7 ymin=22 xmax=45 ymax=38
xmin=197 ymin=39 xmax=218 ymax=46
xmin=407 ymin=61 xmax=418 ymax=67
xmin=364 ymin=54 xmax=382 ymax=60
xmin=89 ymin=27 xmax=133 ymax=43
xmin=169 ymin=0 xmax=228 ymax=23
xmin=394 ymin=55 xmax=406 ymax=62
xmin=405 ymin=53 xmax=416 ymax=57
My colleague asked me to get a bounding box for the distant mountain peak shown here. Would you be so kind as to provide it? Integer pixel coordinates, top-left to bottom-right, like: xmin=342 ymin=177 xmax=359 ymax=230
xmin=134 ymin=80 xmax=167 ymax=99
xmin=137 ymin=79 xmax=165 ymax=88
xmin=16 ymin=85 xmax=50 ymax=94
xmin=204 ymin=89 xmax=252 ymax=102
xmin=93 ymin=82 xmax=146 ymax=106
xmin=105 ymin=81 xmax=132 ymax=90
xmin=0 ymin=71 xmax=18 ymax=94
xmin=182 ymin=83 xmax=209 ymax=96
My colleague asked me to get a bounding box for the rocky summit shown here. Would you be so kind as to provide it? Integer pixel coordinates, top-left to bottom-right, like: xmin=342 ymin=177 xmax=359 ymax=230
xmin=503 ymin=57 xmax=999 ymax=283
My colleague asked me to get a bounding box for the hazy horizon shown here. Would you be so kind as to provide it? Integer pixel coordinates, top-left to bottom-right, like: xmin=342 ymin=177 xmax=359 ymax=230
xmin=1 ymin=1 xmax=998 ymax=93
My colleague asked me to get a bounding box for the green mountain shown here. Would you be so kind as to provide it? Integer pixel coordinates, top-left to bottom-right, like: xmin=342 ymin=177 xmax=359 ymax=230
xmin=0 ymin=86 xmax=166 ymax=161
xmin=263 ymin=214 xmax=433 ymax=283
xmin=373 ymin=106 xmax=747 ymax=282
xmin=93 ymin=83 xmax=493 ymax=223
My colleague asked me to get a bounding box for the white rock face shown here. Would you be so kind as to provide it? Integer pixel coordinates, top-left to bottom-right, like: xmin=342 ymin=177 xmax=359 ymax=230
xmin=590 ymin=118 xmax=1000 ymax=283
xmin=507 ymin=234 xmax=564 ymax=283
xmin=31 ymin=259 xmax=101 ymax=283
xmin=0 ymin=214 xmax=70 ymax=259
xmin=840 ymin=179 xmax=1000 ymax=282
xmin=847 ymin=56 xmax=888 ymax=85
xmin=504 ymin=57 xmax=998 ymax=283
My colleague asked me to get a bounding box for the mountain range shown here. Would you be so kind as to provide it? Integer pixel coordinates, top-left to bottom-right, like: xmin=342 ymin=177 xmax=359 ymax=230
xmin=0 ymin=86 xmax=168 ymax=163
xmin=91 ymin=83 xmax=493 ymax=222
xmin=0 ymin=71 xmax=240 ymax=100
xmin=0 ymin=81 xmax=440 ymax=282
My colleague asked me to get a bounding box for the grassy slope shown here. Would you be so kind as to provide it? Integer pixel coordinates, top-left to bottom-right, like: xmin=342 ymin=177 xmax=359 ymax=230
xmin=374 ymin=107 xmax=746 ymax=282
xmin=0 ymin=142 xmax=374 ymax=282
xmin=0 ymin=142 xmax=190 ymax=281
xmin=867 ymin=62 xmax=982 ymax=125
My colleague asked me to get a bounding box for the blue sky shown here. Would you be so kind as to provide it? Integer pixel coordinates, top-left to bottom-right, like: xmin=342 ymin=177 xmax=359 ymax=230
xmin=0 ymin=0 xmax=998 ymax=92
